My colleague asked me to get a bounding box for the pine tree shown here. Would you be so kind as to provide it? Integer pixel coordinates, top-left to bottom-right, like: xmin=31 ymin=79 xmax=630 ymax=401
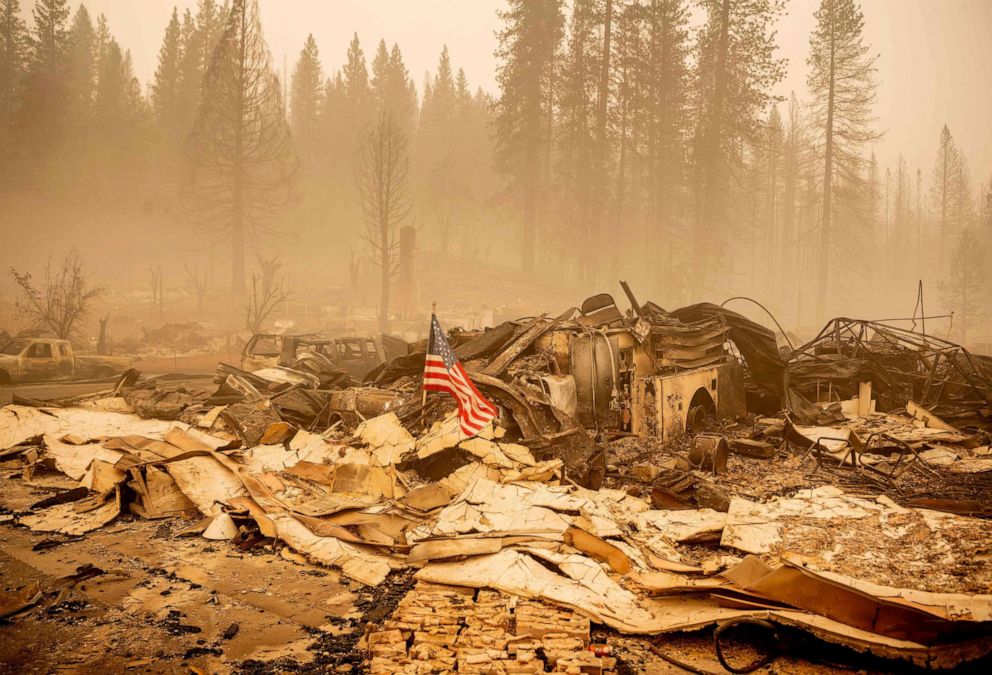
xmin=557 ymin=0 xmax=602 ymax=278
xmin=199 ymin=1 xmax=230 ymax=55
xmin=425 ymin=45 xmax=456 ymax=124
xmin=494 ymin=0 xmax=564 ymax=273
xmin=591 ymin=0 xmax=614 ymax=279
xmin=456 ymin=83 xmax=498 ymax=258
xmin=152 ymin=7 xmax=183 ymax=138
xmin=891 ymin=154 xmax=910 ymax=289
xmin=930 ymin=124 xmax=969 ymax=276
xmin=17 ymin=0 xmax=71 ymax=151
xmin=65 ymin=4 xmax=95 ymax=123
xmin=93 ymin=13 xmax=110 ymax=61
xmin=28 ymin=0 xmax=70 ymax=75
xmin=330 ymin=32 xmax=371 ymax=159
xmin=371 ymin=42 xmax=391 ymax=112
xmin=692 ymin=0 xmax=786 ymax=288
xmin=370 ymin=40 xmax=416 ymax=130
xmin=290 ymin=34 xmax=323 ymax=164
xmin=185 ymin=0 xmax=297 ymax=294
xmin=176 ymin=1 xmax=229 ymax=140
xmin=176 ymin=9 xmax=200 ymax=133
xmin=807 ymin=0 xmax=879 ymax=321
xmin=762 ymin=106 xmax=784 ymax=296
xmin=319 ymin=33 xmax=369 ymax=237
xmin=779 ymin=93 xmax=805 ymax=305
xmin=418 ymin=46 xmax=459 ymax=253
xmin=455 ymin=67 xmax=470 ymax=106
xmin=320 ymin=69 xmax=349 ymax=176
xmin=342 ymin=33 xmax=369 ymax=103
xmin=940 ymin=227 xmax=989 ymax=345
xmin=0 ymin=0 xmax=27 ymax=149
xmin=866 ymin=152 xmax=881 ymax=233
xmin=642 ymin=0 xmax=692 ymax=280
xmin=953 ymin=151 xmax=974 ymax=231
xmin=94 ymin=37 xmax=144 ymax=137
xmin=608 ymin=2 xmax=641 ymax=267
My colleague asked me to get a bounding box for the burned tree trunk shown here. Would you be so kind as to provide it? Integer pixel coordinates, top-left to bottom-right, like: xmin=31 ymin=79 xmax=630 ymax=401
xmin=185 ymin=0 xmax=296 ymax=296
xmin=358 ymin=111 xmax=412 ymax=335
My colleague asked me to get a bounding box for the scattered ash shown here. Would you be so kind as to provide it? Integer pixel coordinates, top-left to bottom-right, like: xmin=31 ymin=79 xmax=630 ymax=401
xmin=237 ymin=570 xmax=416 ymax=674
xmin=159 ymin=609 xmax=202 ymax=636
xmin=353 ymin=569 xmax=416 ymax=623
xmin=45 ymin=599 xmax=90 ymax=615
xmin=183 ymin=646 xmax=223 ymax=659
xmin=152 ymin=521 xmax=174 ymax=539
xmin=43 ymin=597 xmax=93 ymax=625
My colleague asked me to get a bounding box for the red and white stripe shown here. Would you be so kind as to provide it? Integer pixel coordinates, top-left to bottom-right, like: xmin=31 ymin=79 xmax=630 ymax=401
xmin=423 ymin=354 xmax=498 ymax=436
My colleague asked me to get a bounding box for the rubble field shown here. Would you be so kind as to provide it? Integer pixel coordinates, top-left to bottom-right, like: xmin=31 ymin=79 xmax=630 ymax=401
xmin=1 ymin=296 xmax=991 ymax=674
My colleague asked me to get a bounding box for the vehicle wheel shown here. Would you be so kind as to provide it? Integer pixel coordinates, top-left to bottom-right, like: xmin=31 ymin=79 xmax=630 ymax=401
xmin=0 ymin=370 xmax=11 ymax=385
xmin=686 ymin=404 xmax=714 ymax=433
xmin=96 ymin=366 xmax=116 ymax=379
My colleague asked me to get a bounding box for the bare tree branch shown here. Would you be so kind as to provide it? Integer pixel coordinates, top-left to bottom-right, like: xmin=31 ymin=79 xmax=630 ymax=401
xmin=244 ymin=273 xmax=291 ymax=333
xmin=9 ymin=250 xmax=104 ymax=340
xmin=358 ymin=109 xmax=412 ymax=333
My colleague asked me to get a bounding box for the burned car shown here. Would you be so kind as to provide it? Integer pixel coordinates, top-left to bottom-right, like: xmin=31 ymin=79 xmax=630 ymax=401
xmin=241 ymin=333 xmax=384 ymax=381
xmin=0 ymin=337 xmax=130 ymax=384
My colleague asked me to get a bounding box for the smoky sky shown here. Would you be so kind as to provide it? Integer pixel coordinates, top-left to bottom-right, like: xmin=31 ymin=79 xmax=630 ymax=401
xmin=23 ymin=0 xmax=992 ymax=184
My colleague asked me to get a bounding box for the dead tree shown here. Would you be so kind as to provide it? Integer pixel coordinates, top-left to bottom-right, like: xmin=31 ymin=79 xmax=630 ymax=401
xmin=395 ymin=226 xmax=417 ymax=320
xmin=348 ymin=250 xmax=362 ymax=294
xmin=148 ymin=265 xmax=164 ymax=321
xmin=244 ymin=273 xmax=291 ymax=333
xmin=9 ymin=250 xmax=104 ymax=339
xmin=257 ymin=255 xmax=282 ymax=297
xmin=184 ymin=264 xmax=209 ymax=315
xmin=185 ymin=0 xmax=297 ymax=295
xmin=97 ymin=314 xmax=110 ymax=355
xmin=358 ymin=110 xmax=412 ymax=334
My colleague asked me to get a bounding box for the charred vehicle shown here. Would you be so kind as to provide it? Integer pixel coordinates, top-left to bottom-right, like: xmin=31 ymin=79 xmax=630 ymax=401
xmin=218 ymin=287 xmax=782 ymax=449
xmin=503 ymin=292 xmax=749 ymax=441
xmin=362 ymin=287 xmax=773 ymax=444
xmin=0 ymin=337 xmax=130 ymax=384
xmin=241 ymin=333 xmax=384 ymax=380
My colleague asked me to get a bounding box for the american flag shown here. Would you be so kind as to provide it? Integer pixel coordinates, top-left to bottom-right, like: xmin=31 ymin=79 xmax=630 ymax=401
xmin=423 ymin=313 xmax=498 ymax=437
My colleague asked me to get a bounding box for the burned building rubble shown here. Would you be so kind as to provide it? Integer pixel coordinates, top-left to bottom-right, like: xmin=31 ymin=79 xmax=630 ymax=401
xmin=1 ymin=290 xmax=991 ymax=673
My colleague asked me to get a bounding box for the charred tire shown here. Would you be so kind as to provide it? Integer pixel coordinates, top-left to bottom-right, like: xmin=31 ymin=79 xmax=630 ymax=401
xmin=96 ymin=366 xmax=116 ymax=378
xmin=686 ymin=388 xmax=716 ymax=433
xmin=686 ymin=404 xmax=716 ymax=433
xmin=0 ymin=369 xmax=11 ymax=385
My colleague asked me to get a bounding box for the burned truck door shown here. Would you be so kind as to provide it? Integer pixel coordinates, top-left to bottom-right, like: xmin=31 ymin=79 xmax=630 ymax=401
xmin=632 ymin=367 xmax=720 ymax=442
xmin=242 ymin=334 xmax=281 ymax=370
xmin=57 ymin=342 xmax=73 ymax=377
xmin=570 ymin=332 xmax=620 ymax=430
xmin=23 ymin=341 xmax=57 ymax=381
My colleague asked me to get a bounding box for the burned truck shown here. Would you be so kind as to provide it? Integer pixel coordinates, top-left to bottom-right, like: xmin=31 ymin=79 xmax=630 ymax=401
xmin=0 ymin=337 xmax=130 ymax=384
xmin=215 ymin=288 xmax=777 ymax=447
xmin=242 ymin=333 xmax=383 ymax=381
xmin=496 ymin=293 xmax=748 ymax=441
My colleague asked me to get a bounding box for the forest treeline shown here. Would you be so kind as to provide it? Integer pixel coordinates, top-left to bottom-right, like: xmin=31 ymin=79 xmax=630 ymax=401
xmin=0 ymin=0 xmax=989 ymax=338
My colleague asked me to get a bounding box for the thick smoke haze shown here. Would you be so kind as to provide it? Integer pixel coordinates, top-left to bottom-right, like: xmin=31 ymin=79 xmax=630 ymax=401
xmin=2 ymin=0 xmax=991 ymax=349
xmin=50 ymin=0 xmax=992 ymax=174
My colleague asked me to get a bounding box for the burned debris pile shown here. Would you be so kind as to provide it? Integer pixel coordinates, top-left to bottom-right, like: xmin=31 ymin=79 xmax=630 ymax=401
xmin=787 ymin=318 xmax=992 ymax=430
xmin=1 ymin=292 xmax=991 ymax=673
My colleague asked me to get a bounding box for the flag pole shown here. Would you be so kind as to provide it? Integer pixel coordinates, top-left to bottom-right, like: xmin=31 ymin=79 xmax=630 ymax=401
xmin=422 ymin=302 xmax=436 ymax=409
